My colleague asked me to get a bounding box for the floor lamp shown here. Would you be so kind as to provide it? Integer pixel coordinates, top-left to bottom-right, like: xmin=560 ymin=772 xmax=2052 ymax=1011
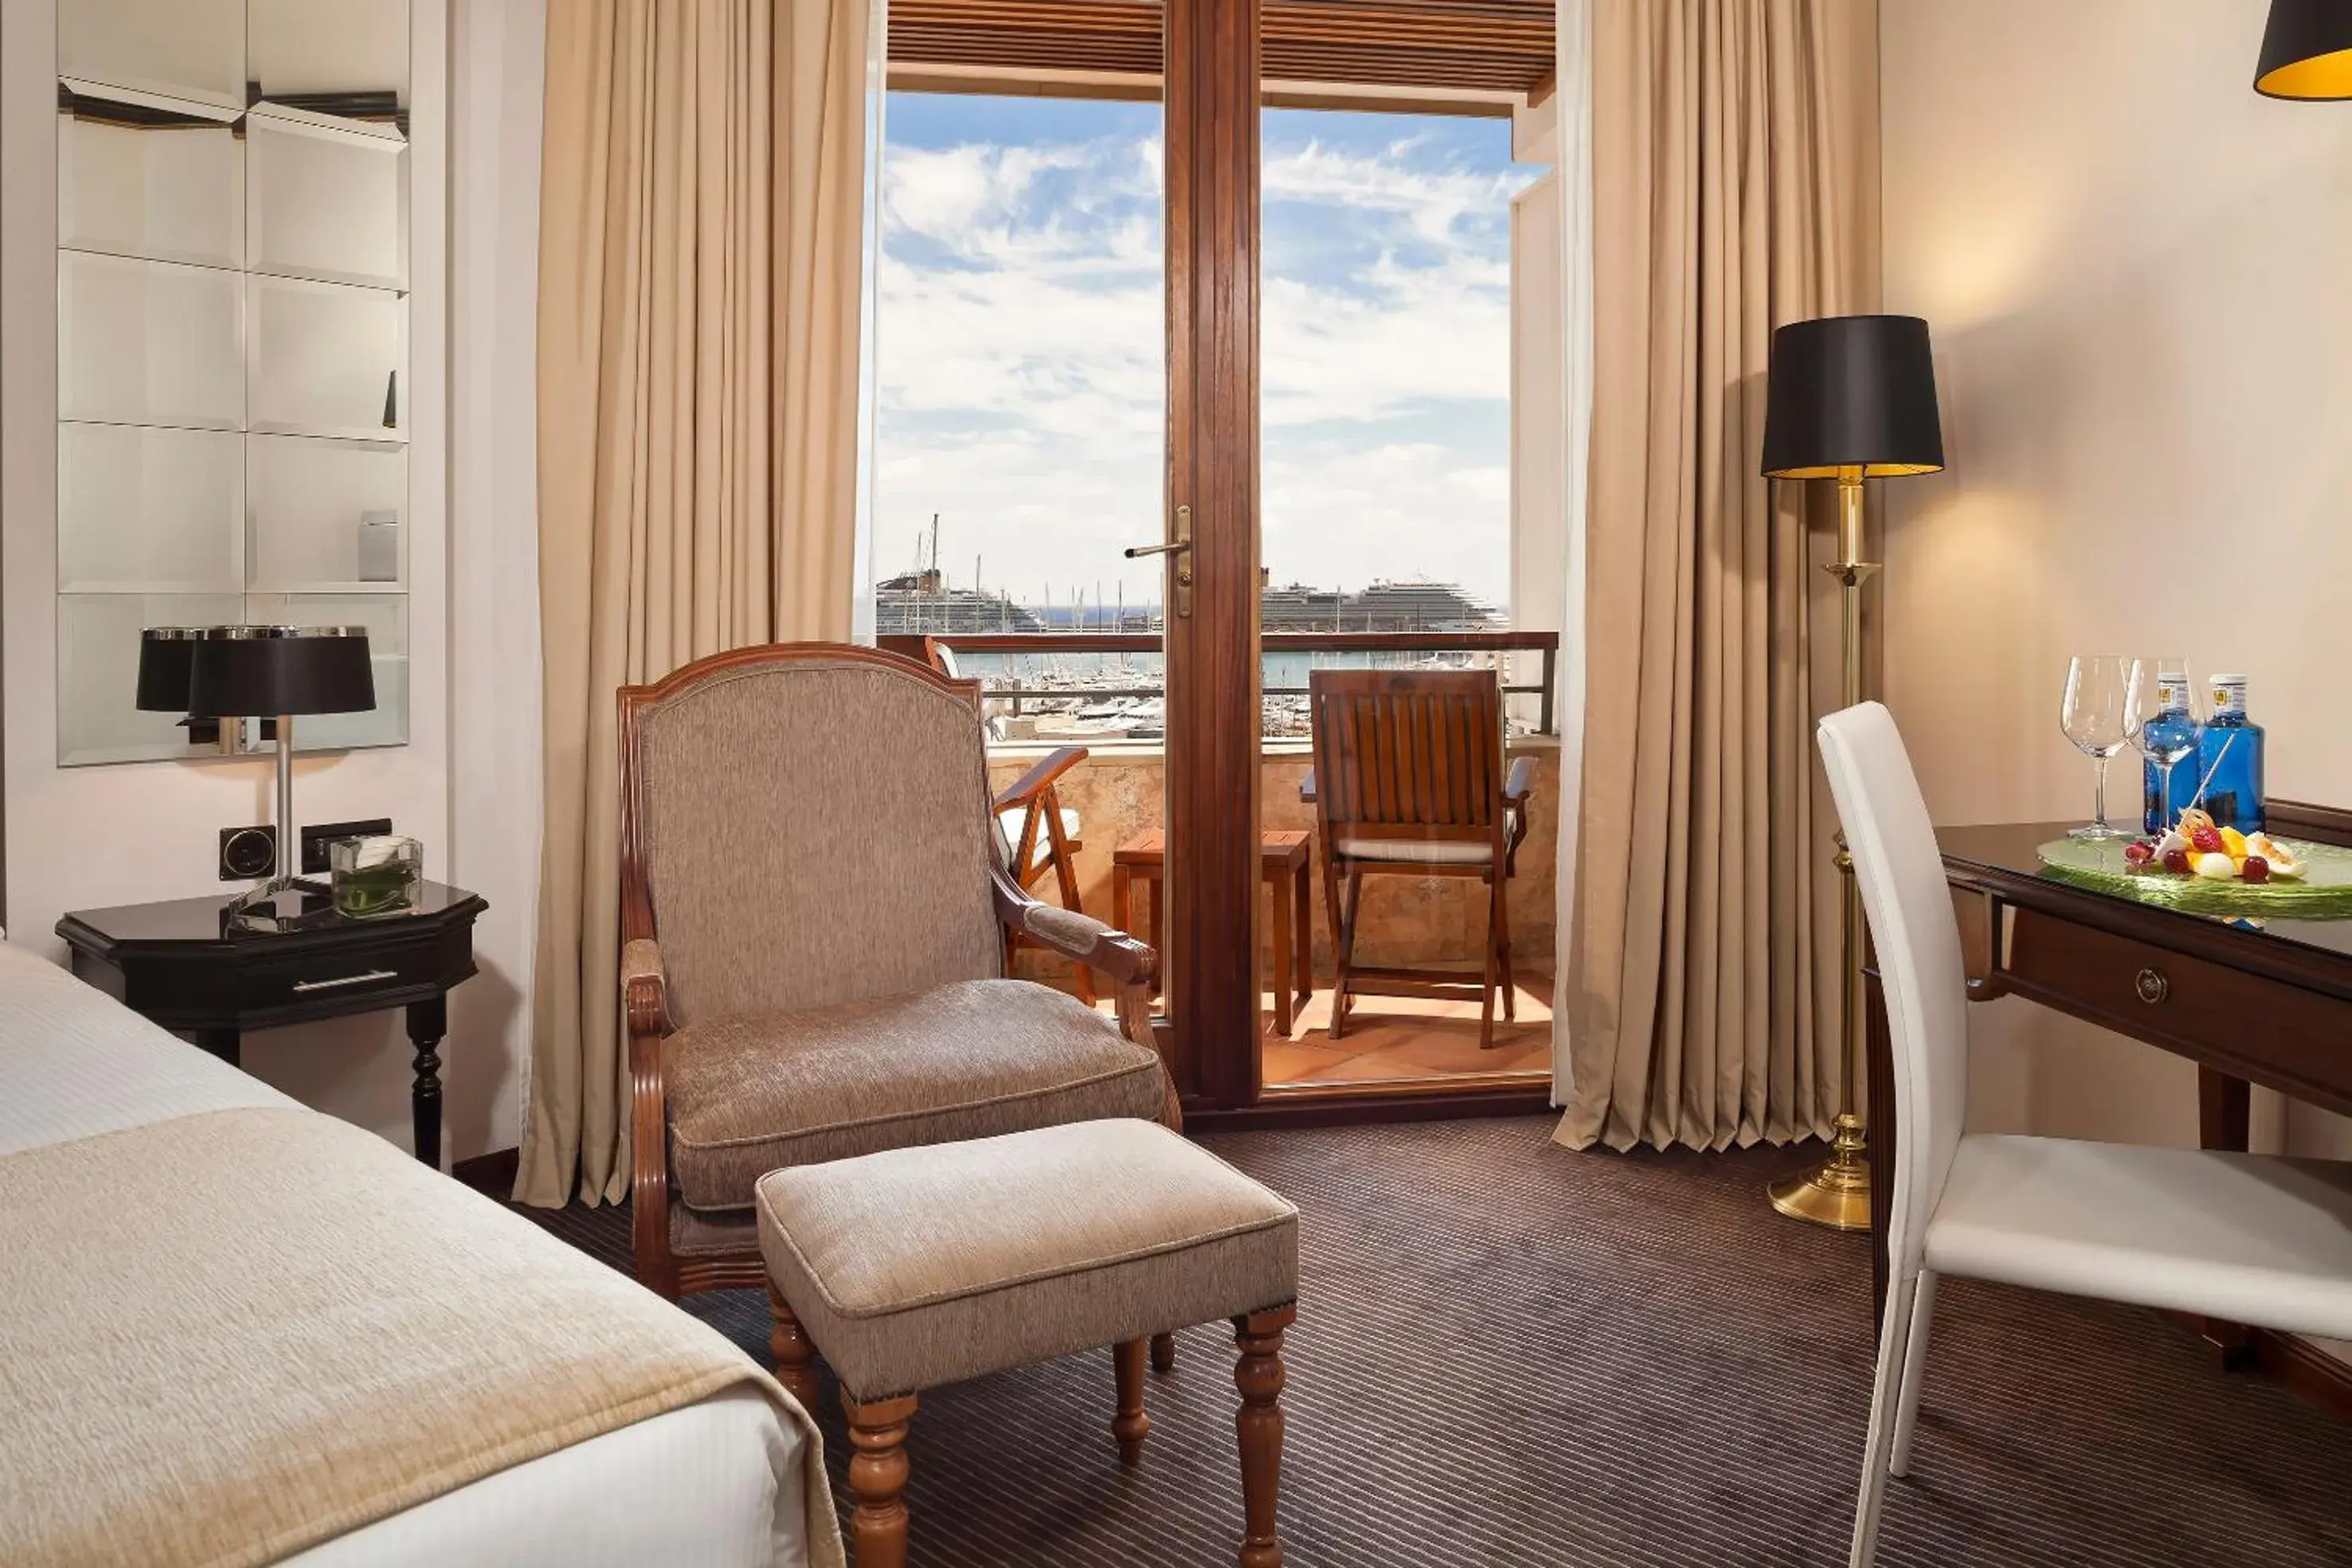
xmin=1759 ymin=315 xmax=1944 ymax=1230
xmin=2256 ymin=0 xmax=2352 ymax=101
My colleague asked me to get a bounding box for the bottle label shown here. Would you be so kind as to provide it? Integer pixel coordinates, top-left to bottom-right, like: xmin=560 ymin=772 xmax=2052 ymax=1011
xmin=2158 ymin=676 xmax=2186 ymax=710
xmin=2211 ymin=679 xmax=2247 ymax=716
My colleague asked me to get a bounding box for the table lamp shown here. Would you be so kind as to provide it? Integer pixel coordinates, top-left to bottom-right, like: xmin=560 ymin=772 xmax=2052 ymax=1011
xmin=180 ymin=625 xmax=376 ymax=921
xmin=135 ymin=627 xmax=225 ymax=749
xmin=1760 ymin=313 xmax=1944 ymax=1230
xmin=2256 ymin=0 xmax=2352 ymax=99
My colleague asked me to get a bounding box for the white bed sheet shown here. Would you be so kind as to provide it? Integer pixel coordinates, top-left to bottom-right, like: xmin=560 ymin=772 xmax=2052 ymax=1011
xmin=0 ymin=940 xmax=811 ymax=1568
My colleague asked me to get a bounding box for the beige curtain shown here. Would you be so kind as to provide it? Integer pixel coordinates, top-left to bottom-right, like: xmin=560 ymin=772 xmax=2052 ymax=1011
xmin=1556 ymin=0 xmax=1879 ymax=1153
xmin=519 ymin=0 xmax=868 ymax=1207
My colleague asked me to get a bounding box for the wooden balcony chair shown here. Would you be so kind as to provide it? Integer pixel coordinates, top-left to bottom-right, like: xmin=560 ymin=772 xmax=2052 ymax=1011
xmin=924 ymin=636 xmax=1096 ymax=1003
xmin=1302 ymin=668 xmax=1534 ymax=1047
xmin=620 ymin=644 xmax=1180 ymax=1390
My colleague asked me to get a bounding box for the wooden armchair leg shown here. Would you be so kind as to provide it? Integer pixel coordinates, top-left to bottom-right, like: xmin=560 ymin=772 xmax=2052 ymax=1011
xmin=768 ymin=1283 xmax=824 ymax=1415
xmin=1112 ymin=1339 xmax=1151 ymax=1464
xmin=1232 ymin=1307 xmax=1296 ymax=1568
xmin=843 ymin=1391 xmax=918 ymax=1568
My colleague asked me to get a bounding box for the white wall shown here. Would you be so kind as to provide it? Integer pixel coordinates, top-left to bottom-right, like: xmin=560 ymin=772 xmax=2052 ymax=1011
xmin=1880 ymin=0 xmax=2352 ymax=1172
xmin=3 ymin=0 xmax=546 ymax=1168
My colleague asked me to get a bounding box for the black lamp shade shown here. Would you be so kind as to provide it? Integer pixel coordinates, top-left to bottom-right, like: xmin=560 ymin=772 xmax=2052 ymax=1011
xmin=187 ymin=628 xmax=376 ymax=719
xmin=1760 ymin=315 xmax=1945 ymax=479
xmin=2256 ymin=0 xmax=2352 ymax=100
xmin=135 ymin=628 xmax=201 ymax=711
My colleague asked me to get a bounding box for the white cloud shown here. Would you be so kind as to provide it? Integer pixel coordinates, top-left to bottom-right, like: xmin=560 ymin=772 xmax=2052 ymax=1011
xmin=875 ymin=112 xmax=1532 ymax=608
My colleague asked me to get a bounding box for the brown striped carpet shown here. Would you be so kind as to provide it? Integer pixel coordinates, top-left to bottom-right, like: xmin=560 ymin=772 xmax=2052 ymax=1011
xmin=511 ymin=1116 xmax=2352 ymax=1566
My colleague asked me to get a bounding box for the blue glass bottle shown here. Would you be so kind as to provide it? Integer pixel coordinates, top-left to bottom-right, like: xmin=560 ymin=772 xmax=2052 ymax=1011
xmin=2194 ymin=675 xmax=2264 ymax=835
xmin=2140 ymin=669 xmax=2200 ymax=835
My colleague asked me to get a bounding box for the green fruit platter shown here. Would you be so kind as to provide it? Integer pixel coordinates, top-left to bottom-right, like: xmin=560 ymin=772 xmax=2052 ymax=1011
xmin=2037 ymin=809 xmax=2352 ymax=920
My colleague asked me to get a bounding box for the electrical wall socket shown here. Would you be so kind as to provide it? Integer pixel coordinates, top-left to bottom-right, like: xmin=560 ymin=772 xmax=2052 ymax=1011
xmin=300 ymin=818 xmax=393 ymax=875
xmin=219 ymin=824 xmax=276 ymax=881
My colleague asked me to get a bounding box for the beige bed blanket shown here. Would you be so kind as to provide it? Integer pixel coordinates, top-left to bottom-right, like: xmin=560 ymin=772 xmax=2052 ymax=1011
xmin=0 ymin=1106 xmax=845 ymax=1568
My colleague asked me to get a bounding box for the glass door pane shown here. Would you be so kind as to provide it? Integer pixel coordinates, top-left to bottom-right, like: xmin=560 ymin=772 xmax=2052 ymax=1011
xmin=870 ymin=86 xmax=1169 ymax=1021
xmin=1258 ymin=103 xmax=1554 ymax=1092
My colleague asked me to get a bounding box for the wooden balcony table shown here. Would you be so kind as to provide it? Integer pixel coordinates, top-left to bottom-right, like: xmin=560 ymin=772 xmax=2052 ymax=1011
xmin=1113 ymin=829 xmax=1315 ymax=1037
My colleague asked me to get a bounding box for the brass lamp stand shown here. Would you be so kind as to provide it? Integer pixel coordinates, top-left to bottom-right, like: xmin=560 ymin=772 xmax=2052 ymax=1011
xmin=1767 ymin=470 xmax=1875 ymax=1230
xmin=1756 ymin=314 xmax=1944 ymax=1232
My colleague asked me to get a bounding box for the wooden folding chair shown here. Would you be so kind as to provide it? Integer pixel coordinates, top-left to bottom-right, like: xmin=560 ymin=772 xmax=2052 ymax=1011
xmin=1303 ymin=668 xmax=1534 ymax=1046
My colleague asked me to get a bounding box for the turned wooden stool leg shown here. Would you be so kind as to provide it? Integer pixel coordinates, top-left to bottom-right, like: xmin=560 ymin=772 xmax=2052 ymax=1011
xmin=843 ymin=1391 xmax=918 ymax=1568
xmin=1231 ymin=1306 xmax=1296 ymax=1568
xmin=1112 ymin=1339 xmax=1151 ymax=1464
xmin=1151 ymin=1331 xmax=1178 ymax=1372
xmin=767 ymin=1283 xmax=823 ymax=1414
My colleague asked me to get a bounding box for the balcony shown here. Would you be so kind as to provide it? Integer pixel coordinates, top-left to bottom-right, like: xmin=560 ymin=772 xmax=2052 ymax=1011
xmin=892 ymin=631 xmax=1562 ymax=1083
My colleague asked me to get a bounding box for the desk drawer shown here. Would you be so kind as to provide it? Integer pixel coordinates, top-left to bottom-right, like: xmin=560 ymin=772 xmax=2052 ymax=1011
xmin=2005 ymin=909 xmax=2352 ymax=1093
xmin=240 ymin=941 xmax=436 ymax=1013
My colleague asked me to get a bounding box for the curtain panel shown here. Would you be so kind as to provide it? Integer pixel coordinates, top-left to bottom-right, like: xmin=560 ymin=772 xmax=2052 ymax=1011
xmin=1556 ymin=0 xmax=1880 ymax=1153
xmin=520 ymin=0 xmax=868 ymax=1207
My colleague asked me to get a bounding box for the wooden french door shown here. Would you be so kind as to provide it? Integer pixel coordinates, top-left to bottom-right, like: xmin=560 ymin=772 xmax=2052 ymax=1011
xmin=1155 ymin=0 xmax=1262 ymax=1109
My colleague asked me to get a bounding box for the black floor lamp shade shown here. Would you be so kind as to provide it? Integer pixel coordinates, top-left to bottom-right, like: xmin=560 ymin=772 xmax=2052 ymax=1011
xmin=1761 ymin=315 xmax=1945 ymax=479
xmin=186 ymin=628 xmax=376 ymax=719
xmin=2256 ymin=0 xmax=2352 ymax=100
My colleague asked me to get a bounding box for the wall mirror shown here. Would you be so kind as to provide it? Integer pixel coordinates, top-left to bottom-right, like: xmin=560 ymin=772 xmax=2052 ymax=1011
xmin=54 ymin=0 xmax=410 ymax=766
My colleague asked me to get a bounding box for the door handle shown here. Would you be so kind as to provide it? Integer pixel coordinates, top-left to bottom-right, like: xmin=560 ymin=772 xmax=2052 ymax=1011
xmin=1124 ymin=505 xmax=1193 ymax=618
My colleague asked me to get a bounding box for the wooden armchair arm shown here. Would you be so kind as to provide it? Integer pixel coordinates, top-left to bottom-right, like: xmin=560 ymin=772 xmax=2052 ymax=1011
xmin=990 ymin=866 xmax=1155 ymax=989
xmin=1502 ymin=755 xmax=1536 ymax=875
xmin=990 ymin=866 xmax=1176 ymax=1128
xmin=620 ymin=931 xmax=677 ymax=1296
xmin=994 ymin=745 xmax=1090 ymax=815
xmin=621 ymin=936 xmax=670 ymax=1038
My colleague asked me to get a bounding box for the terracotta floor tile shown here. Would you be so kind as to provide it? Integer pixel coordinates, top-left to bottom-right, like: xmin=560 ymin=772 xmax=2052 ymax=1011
xmin=1259 ymin=1039 xmax=1352 ymax=1082
xmin=1260 ymin=974 xmax=1554 ymax=1089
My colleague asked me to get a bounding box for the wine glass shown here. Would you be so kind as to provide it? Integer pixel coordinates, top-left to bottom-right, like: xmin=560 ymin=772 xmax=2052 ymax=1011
xmin=2060 ymin=655 xmax=2134 ymax=839
xmin=2125 ymin=657 xmax=2203 ymax=840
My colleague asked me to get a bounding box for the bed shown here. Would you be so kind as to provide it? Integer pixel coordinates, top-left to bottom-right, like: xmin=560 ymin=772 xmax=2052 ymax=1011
xmin=0 ymin=939 xmax=835 ymax=1568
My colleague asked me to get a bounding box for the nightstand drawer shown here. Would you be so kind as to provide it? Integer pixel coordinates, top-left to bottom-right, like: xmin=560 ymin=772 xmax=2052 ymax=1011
xmin=239 ymin=941 xmax=438 ymax=1013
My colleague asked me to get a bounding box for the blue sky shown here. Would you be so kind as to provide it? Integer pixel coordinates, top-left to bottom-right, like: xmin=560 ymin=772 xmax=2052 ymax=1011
xmin=874 ymin=94 xmax=1540 ymax=613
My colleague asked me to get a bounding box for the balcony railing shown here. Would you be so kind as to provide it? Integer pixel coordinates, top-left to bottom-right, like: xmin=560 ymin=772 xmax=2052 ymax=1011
xmin=879 ymin=630 xmax=1560 ymax=741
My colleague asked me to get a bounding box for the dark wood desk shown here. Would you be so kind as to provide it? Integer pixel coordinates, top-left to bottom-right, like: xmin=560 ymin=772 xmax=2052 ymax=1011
xmin=57 ymin=882 xmax=486 ymax=1168
xmin=1867 ymin=803 xmax=2352 ymax=1378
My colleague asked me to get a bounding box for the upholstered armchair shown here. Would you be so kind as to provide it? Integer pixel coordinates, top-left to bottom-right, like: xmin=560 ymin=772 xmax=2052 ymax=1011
xmin=619 ymin=644 xmax=1180 ymax=1312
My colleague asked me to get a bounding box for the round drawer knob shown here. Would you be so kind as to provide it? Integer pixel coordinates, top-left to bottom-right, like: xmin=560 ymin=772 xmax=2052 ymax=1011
xmin=2135 ymin=968 xmax=2170 ymax=1005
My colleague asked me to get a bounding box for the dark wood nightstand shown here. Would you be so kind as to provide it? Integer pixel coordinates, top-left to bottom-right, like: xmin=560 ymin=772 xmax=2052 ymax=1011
xmin=57 ymin=882 xmax=487 ymax=1167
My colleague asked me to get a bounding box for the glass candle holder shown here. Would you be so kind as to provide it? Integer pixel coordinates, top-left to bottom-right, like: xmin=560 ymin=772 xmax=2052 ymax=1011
xmin=330 ymin=834 xmax=421 ymax=920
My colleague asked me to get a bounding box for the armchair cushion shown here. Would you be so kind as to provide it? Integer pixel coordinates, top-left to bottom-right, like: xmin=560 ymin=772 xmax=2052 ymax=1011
xmin=663 ymin=978 xmax=1166 ymax=1214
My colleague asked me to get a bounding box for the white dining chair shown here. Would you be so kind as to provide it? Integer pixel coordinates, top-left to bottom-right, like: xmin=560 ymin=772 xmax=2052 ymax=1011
xmin=1818 ymin=701 xmax=2352 ymax=1568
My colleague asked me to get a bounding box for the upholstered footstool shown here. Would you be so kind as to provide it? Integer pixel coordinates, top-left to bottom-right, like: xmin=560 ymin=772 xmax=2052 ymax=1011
xmin=754 ymin=1119 xmax=1301 ymax=1568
